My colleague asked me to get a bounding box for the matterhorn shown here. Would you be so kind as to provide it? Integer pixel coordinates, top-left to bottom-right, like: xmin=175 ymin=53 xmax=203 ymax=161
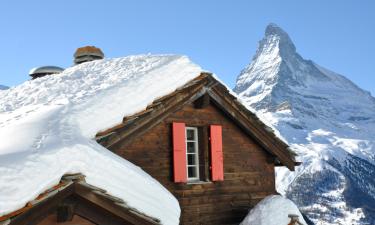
xmin=235 ymin=24 xmax=375 ymax=225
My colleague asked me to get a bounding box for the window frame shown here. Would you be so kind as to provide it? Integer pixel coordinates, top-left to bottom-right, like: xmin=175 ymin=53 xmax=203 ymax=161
xmin=185 ymin=126 xmax=200 ymax=182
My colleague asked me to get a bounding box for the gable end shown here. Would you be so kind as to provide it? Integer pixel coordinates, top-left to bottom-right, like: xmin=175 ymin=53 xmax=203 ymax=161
xmin=96 ymin=73 xmax=297 ymax=170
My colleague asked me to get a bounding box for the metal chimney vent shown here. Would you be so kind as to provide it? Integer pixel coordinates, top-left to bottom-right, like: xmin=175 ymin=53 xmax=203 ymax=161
xmin=29 ymin=66 xmax=64 ymax=79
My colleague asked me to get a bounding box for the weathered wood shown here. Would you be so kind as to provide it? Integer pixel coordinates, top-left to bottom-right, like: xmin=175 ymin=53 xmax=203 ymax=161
xmin=74 ymin=183 xmax=160 ymax=225
xmin=73 ymin=196 xmax=131 ymax=225
xmin=93 ymin=72 xmax=298 ymax=224
xmin=38 ymin=214 xmax=95 ymax=225
xmin=207 ymin=88 xmax=295 ymax=170
xmin=108 ymin=102 xmax=278 ymax=224
xmin=194 ymin=93 xmax=210 ymax=109
xmin=56 ymin=203 xmax=75 ymax=222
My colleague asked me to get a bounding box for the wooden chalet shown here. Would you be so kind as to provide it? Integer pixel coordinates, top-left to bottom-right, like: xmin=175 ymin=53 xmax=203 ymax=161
xmin=0 ymin=72 xmax=298 ymax=225
xmin=96 ymin=72 xmax=298 ymax=225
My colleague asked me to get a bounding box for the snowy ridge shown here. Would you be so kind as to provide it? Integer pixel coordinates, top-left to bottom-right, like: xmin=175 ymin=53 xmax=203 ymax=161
xmin=0 ymin=54 xmax=202 ymax=225
xmin=235 ymin=24 xmax=375 ymax=224
xmin=0 ymin=85 xmax=8 ymax=90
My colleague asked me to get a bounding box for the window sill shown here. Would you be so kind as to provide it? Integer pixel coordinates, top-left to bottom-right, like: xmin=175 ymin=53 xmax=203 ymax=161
xmin=186 ymin=180 xmax=212 ymax=185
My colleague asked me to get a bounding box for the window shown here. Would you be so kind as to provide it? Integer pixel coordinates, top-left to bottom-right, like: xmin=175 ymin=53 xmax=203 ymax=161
xmin=186 ymin=127 xmax=199 ymax=181
xmin=172 ymin=122 xmax=223 ymax=183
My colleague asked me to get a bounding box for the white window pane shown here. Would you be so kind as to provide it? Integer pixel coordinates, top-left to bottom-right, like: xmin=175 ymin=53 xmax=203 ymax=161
xmin=188 ymin=166 xmax=197 ymax=178
xmin=187 ymin=154 xmax=196 ymax=166
xmin=186 ymin=129 xmax=195 ymax=141
xmin=187 ymin=142 xmax=195 ymax=153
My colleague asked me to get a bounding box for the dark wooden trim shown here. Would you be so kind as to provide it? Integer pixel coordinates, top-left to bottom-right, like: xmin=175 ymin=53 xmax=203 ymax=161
xmin=197 ymin=126 xmax=210 ymax=181
xmin=202 ymin=126 xmax=211 ymax=182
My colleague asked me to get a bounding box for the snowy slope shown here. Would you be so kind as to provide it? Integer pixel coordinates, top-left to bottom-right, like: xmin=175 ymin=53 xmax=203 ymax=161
xmin=0 ymin=55 xmax=202 ymax=225
xmin=0 ymin=85 xmax=8 ymax=90
xmin=235 ymin=24 xmax=375 ymax=225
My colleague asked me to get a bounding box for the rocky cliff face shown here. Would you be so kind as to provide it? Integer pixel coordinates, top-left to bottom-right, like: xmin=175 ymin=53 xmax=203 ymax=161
xmin=235 ymin=24 xmax=375 ymax=225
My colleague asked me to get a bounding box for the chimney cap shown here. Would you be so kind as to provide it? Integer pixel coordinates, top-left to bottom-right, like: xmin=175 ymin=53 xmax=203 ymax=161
xmin=74 ymin=46 xmax=104 ymax=58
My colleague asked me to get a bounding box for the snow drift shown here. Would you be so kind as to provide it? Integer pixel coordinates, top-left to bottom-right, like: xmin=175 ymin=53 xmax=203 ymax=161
xmin=0 ymin=54 xmax=203 ymax=225
xmin=240 ymin=195 xmax=307 ymax=225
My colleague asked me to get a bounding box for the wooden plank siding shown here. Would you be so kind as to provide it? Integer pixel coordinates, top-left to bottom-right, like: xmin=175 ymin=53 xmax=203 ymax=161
xmin=108 ymin=102 xmax=277 ymax=225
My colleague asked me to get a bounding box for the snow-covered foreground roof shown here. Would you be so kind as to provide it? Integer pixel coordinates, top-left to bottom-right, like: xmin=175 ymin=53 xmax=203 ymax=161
xmin=240 ymin=195 xmax=307 ymax=225
xmin=0 ymin=55 xmax=202 ymax=225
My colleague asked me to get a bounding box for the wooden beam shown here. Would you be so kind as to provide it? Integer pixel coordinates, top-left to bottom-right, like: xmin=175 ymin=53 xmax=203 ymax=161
xmin=74 ymin=182 xmax=160 ymax=225
xmin=56 ymin=203 xmax=75 ymax=222
xmin=207 ymin=87 xmax=295 ymax=171
xmin=73 ymin=196 xmax=131 ymax=225
xmin=194 ymin=93 xmax=210 ymax=109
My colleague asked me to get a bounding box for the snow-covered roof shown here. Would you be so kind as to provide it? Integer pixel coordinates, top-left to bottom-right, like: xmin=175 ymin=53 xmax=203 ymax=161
xmin=0 ymin=54 xmax=202 ymax=225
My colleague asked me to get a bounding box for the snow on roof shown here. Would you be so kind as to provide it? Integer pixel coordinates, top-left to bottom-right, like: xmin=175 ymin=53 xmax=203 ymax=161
xmin=0 ymin=54 xmax=202 ymax=225
xmin=240 ymin=195 xmax=307 ymax=225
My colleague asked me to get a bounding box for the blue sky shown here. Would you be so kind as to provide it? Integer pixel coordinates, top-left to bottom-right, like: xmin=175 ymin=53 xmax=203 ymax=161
xmin=0 ymin=1 xmax=374 ymax=94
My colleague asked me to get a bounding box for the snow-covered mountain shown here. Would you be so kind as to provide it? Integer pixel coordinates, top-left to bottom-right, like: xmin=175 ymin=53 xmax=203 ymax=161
xmin=235 ymin=24 xmax=375 ymax=225
xmin=0 ymin=85 xmax=8 ymax=90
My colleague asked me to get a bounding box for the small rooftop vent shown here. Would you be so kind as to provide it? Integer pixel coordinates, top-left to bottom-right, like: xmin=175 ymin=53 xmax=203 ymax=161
xmin=74 ymin=46 xmax=104 ymax=65
xmin=29 ymin=66 xmax=64 ymax=80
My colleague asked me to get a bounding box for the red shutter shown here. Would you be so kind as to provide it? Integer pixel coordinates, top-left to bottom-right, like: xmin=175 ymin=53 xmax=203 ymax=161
xmin=172 ymin=122 xmax=187 ymax=183
xmin=210 ymin=125 xmax=224 ymax=181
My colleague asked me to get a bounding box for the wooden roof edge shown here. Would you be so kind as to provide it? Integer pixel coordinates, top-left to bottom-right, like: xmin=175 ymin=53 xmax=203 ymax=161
xmin=94 ymin=71 xmax=298 ymax=169
xmin=64 ymin=174 xmax=161 ymax=224
xmin=0 ymin=179 xmax=73 ymax=222
xmin=207 ymin=77 xmax=298 ymax=170
xmin=96 ymin=72 xmax=211 ymax=140
xmin=74 ymin=182 xmax=161 ymax=224
xmin=1 ymin=173 xmax=161 ymax=225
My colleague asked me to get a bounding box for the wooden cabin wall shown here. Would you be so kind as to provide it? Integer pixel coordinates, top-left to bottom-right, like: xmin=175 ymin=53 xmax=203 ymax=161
xmin=108 ymin=102 xmax=277 ymax=225
xmin=38 ymin=214 xmax=95 ymax=225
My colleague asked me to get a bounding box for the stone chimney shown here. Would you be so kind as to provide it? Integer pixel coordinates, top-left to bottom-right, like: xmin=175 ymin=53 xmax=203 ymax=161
xmin=74 ymin=46 xmax=104 ymax=65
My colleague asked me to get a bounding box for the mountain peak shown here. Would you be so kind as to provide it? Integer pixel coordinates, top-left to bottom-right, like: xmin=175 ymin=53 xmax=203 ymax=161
xmin=264 ymin=23 xmax=296 ymax=54
xmin=235 ymin=24 xmax=375 ymax=224
xmin=265 ymin=23 xmax=286 ymax=36
xmin=235 ymin=23 xmax=374 ymax=111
